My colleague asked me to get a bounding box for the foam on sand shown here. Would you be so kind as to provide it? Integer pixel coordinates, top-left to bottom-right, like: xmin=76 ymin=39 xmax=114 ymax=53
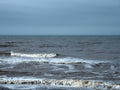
xmin=0 ymin=77 xmax=120 ymax=90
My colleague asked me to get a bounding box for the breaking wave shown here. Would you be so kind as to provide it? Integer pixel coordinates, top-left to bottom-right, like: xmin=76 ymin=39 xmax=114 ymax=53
xmin=0 ymin=77 xmax=115 ymax=86
xmin=0 ymin=56 xmax=107 ymax=65
xmin=0 ymin=77 xmax=120 ymax=90
xmin=11 ymin=51 xmax=57 ymax=58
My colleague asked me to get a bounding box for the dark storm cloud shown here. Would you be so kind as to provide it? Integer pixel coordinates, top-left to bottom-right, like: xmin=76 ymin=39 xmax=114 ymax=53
xmin=0 ymin=0 xmax=120 ymax=35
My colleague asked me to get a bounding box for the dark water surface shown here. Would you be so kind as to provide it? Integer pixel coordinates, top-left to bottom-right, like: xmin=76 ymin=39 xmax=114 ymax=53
xmin=0 ymin=35 xmax=120 ymax=90
xmin=0 ymin=35 xmax=120 ymax=60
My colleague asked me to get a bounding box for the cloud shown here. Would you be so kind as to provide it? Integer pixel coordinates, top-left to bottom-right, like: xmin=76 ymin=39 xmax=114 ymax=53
xmin=0 ymin=0 xmax=120 ymax=35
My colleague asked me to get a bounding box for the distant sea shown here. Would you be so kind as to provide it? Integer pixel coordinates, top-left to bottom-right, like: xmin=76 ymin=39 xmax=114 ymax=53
xmin=0 ymin=35 xmax=120 ymax=90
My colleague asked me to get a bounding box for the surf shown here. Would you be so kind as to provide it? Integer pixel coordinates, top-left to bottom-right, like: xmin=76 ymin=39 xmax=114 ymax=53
xmin=11 ymin=51 xmax=57 ymax=58
xmin=0 ymin=77 xmax=120 ymax=90
xmin=0 ymin=56 xmax=107 ymax=65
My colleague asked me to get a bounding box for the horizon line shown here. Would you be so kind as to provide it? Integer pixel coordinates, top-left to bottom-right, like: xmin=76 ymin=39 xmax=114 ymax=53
xmin=0 ymin=35 xmax=120 ymax=36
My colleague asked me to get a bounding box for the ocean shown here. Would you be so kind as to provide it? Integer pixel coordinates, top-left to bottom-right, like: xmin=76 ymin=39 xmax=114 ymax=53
xmin=0 ymin=35 xmax=120 ymax=90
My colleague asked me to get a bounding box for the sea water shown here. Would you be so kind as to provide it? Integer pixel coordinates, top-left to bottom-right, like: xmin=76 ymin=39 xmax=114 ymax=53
xmin=0 ymin=35 xmax=120 ymax=90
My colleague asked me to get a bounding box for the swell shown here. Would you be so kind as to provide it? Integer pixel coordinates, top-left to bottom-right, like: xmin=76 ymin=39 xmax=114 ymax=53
xmin=0 ymin=52 xmax=11 ymax=56
xmin=0 ymin=44 xmax=14 ymax=47
xmin=0 ymin=41 xmax=17 ymax=48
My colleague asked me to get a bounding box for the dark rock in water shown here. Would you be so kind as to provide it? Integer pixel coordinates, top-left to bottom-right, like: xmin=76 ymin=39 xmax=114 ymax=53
xmin=0 ymin=52 xmax=11 ymax=56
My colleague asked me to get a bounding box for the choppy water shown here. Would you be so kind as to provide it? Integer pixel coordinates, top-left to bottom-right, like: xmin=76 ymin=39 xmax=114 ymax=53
xmin=0 ymin=35 xmax=120 ymax=90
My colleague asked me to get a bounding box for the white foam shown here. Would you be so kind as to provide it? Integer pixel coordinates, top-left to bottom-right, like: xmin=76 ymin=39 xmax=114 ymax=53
xmin=11 ymin=51 xmax=57 ymax=58
xmin=2 ymin=85 xmax=40 ymax=90
xmin=0 ymin=77 xmax=120 ymax=90
xmin=84 ymin=64 xmax=93 ymax=69
xmin=0 ymin=57 xmax=108 ymax=65
xmin=0 ymin=76 xmax=40 ymax=81
xmin=0 ymin=84 xmax=95 ymax=90
xmin=66 ymin=64 xmax=76 ymax=72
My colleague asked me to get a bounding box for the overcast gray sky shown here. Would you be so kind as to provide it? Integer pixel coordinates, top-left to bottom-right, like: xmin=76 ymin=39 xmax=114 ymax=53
xmin=0 ymin=0 xmax=120 ymax=35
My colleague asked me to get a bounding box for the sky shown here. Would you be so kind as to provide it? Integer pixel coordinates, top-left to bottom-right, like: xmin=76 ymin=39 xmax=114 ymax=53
xmin=0 ymin=0 xmax=120 ymax=35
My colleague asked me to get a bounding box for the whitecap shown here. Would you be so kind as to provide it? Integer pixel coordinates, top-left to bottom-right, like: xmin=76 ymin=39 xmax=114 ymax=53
xmin=11 ymin=51 xmax=57 ymax=58
xmin=0 ymin=57 xmax=108 ymax=65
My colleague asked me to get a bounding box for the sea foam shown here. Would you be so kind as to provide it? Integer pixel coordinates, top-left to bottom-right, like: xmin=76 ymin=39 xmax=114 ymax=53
xmin=11 ymin=51 xmax=57 ymax=58
xmin=0 ymin=77 xmax=120 ymax=90
xmin=0 ymin=56 xmax=107 ymax=65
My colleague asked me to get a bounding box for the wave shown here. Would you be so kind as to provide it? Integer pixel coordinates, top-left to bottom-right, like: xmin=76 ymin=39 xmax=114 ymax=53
xmin=11 ymin=51 xmax=57 ymax=58
xmin=0 ymin=44 xmax=14 ymax=47
xmin=0 ymin=56 xmax=108 ymax=65
xmin=0 ymin=52 xmax=11 ymax=56
xmin=0 ymin=77 xmax=120 ymax=90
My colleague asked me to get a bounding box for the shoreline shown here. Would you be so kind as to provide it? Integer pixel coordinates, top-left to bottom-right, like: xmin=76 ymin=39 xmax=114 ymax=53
xmin=0 ymin=78 xmax=120 ymax=88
